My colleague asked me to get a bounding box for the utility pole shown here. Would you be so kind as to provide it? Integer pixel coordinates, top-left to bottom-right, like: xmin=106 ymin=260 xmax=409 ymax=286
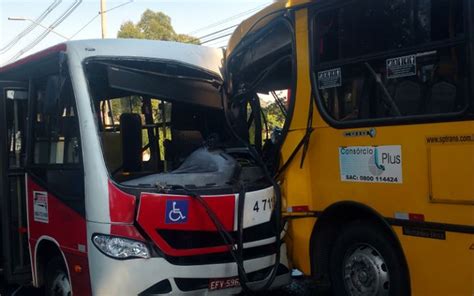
xmin=100 ymin=0 xmax=107 ymax=38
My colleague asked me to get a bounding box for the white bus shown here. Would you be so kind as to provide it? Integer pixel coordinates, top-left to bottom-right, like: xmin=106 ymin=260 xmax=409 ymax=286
xmin=0 ymin=39 xmax=290 ymax=295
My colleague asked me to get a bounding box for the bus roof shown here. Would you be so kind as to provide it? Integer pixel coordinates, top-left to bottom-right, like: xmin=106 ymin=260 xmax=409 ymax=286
xmin=0 ymin=39 xmax=224 ymax=78
xmin=225 ymin=0 xmax=310 ymax=58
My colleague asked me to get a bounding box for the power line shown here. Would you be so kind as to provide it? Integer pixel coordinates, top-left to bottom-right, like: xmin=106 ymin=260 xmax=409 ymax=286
xmin=70 ymin=0 xmax=134 ymax=40
xmin=201 ymin=36 xmax=232 ymax=47
xmin=187 ymin=3 xmax=269 ymax=36
xmin=205 ymin=40 xmax=229 ymax=48
xmin=197 ymin=24 xmax=237 ymax=40
xmin=7 ymin=0 xmax=132 ymax=61
xmin=8 ymin=0 xmax=82 ymax=62
xmin=199 ymin=25 xmax=237 ymax=46
xmin=195 ymin=3 xmax=271 ymax=47
xmin=0 ymin=0 xmax=62 ymax=54
xmin=200 ymin=32 xmax=233 ymax=45
xmin=204 ymin=36 xmax=232 ymax=47
xmin=104 ymin=0 xmax=133 ymax=14
xmin=69 ymin=14 xmax=99 ymax=40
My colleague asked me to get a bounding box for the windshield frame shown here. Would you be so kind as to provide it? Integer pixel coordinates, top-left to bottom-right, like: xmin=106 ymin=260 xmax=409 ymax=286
xmin=81 ymin=56 xmax=236 ymax=190
xmin=224 ymin=15 xmax=297 ymax=166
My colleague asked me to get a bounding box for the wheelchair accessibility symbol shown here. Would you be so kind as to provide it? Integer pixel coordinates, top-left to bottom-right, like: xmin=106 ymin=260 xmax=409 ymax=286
xmin=165 ymin=200 xmax=189 ymax=224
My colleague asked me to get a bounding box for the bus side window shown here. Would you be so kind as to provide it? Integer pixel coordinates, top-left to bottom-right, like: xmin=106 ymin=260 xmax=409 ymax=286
xmin=312 ymin=0 xmax=469 ymax=122
xmin=33 ymin=76 xmax=80 ymax=165
xmin=29 ymin=71 xmax=84 ymax=214
xmin=5 ymin=89 xmax=28 ymax=168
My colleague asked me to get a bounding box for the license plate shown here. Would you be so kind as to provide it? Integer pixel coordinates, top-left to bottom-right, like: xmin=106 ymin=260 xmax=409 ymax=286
xmin=208 ymin=277 xmax=240 ymax=291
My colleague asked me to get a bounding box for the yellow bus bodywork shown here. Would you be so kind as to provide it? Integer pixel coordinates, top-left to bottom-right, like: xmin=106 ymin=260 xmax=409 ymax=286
xmin=228 ymin=1 xmax=474 ymax=295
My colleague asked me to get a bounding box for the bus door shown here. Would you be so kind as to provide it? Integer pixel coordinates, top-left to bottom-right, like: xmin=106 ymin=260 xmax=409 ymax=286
xmin=0 ymin=81 xmax=30 ymax=283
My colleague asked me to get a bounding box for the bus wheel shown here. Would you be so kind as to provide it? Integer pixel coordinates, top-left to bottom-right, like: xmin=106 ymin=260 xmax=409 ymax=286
xmin=45 ymin=257 xmax=71 ymax=296
xmin=329 ymin=221 xmax=409 ymax=296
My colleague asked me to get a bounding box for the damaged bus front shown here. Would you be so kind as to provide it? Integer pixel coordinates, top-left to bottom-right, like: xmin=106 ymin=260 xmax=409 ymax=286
xmin=83 ymin=41 xmax=291 ymax=294
xmin=0 ymin=39 xmax=290 ymax=295
xmin=0 ymin=38 xmax=291 ymax=295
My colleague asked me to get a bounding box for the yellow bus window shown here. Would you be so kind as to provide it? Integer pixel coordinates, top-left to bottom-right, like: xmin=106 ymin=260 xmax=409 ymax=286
xmin=312 ymin=0 xmax=469 ymax=122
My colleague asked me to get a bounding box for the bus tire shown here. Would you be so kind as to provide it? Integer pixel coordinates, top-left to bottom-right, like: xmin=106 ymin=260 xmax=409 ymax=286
xmin=45 ymin=256 xmax=71 ymax=296
xmin=329 ymin=220 xmax=409 ymax=296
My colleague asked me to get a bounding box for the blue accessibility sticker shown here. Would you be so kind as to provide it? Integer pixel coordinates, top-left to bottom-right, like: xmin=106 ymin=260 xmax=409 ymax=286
xmin=165 ymin=200 xmax=189 ymax=224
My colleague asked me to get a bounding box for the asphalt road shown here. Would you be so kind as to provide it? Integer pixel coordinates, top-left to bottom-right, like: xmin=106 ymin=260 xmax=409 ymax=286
xmin=1 ymin=276 xmax=315 ymax=296
xmin=256 ymin=277 xmax=316 ymax=296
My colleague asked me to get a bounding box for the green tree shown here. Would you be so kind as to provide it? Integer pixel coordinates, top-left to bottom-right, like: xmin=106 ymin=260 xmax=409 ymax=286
xmin=263 ymin=102 xmax=286 ymax=131
xmin=117 ymin=9 xmax=199 ymax=44
xmin=117 ymin=21 xmax=144 ymax=39
xmin=176 ymin=33 xmax=199 ymax=44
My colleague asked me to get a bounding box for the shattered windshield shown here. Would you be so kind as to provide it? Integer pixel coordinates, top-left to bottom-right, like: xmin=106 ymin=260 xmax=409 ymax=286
xmin=84 ymin=58 xmax=235 ymax=185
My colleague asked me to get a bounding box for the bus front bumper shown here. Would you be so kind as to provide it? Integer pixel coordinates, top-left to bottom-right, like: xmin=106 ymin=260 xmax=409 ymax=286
xmin=88 ymin=240 xmax=290 ymax=295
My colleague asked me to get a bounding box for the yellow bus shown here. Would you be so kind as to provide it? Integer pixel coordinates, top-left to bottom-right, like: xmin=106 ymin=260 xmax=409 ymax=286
xmin=224 ymin=0 xmax=474 ymax=295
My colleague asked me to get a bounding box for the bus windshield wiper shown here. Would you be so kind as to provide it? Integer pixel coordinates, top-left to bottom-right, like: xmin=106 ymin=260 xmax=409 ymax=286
xmin=364 ymin=62 xmax=401 ymax=116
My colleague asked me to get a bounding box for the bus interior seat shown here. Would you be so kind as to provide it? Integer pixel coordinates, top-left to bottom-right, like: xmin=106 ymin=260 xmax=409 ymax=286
xmin=393 ymin=80 xmax=423 ymax=116
xmin=428 ymin=82 xmax=457 ymax=113
xmin=33 ymin=92 xmax=49 ymax=164
xmin=426 ymin=59 xmax=457 ymax=114
xmin=62 ymin=116 xmax=79 ymax=163
xmin=342 ymin=78 xmax=364 ymax=120
xmin=34 ymin=138 xmax=49 ymax=164
xmin=164 ymin=129 xmax=203 ymax=169
xmin=120 ymin=113 xmax=142 ymax=172
xmin=375 ymin=79 xmax=423 ymax=117
xmin=356 ymin=76 xmax=373 ymax=120
xmin=101 ymin=132 xmax=122 ymax=173
xmin=322 ymin=89 xmax=340 ymax=120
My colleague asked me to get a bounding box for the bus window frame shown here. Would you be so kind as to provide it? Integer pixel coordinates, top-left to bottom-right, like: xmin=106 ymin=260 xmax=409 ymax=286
xmin=225 ymin=13 xmax=298 ymax=155
xmin=25 ymin=58 xmax=86 ymax=216
xmin=0 ymin=81 xmax=31 ymax=283
xmin=82 ymin=56 xmax=226 ymax=182
xmin=469 ymin=0 xmax=474 ymax=114
xmin=26 ymin=59 xmax=83 ymax=170
xmin=308 ymin=0 xmax=474 ymax=129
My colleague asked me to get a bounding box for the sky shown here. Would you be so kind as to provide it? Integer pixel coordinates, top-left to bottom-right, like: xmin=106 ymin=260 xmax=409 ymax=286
xmin=0 ymin=0 xmax=272 ymax=65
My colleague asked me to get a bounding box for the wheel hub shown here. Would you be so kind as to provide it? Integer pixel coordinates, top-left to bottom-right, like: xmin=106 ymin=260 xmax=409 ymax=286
xmin=51 ymin=272 xmax=72 ymax=296
xmin=358 ymin=270 xmax=368 ymax=283
xmin=343 ymin=244 xmax=389 ymax=296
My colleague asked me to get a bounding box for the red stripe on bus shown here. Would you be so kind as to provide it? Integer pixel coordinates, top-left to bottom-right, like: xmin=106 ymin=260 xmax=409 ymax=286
xmin=137 ymin=193 xmax=235 ymax=256
xmin=109 ymin=181 xmax=136 ymax=223
xmin=27 ymin=177 xmax=86 ymax=249
xmin=26 ymin=176 xmax=89 ymax=295
xmin=110 ymin=224 xmax=145 ymax=242
xmin=0 ymin=43 xmax=67 ymax=73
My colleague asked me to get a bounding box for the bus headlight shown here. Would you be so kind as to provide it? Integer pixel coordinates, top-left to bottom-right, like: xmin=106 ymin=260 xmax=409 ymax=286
xmin=92 ymin=234 xmax=150 ymax=259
